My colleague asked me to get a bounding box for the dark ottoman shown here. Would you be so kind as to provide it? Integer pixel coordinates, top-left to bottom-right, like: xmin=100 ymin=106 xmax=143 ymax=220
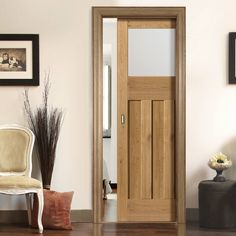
xmin=199 ymin=180 xmax=236 ymax=228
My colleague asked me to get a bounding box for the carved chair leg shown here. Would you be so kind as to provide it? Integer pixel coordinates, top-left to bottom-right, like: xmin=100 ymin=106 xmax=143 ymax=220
xmin=37 ymin=189 xmax=44 ymax=234
xmin=25 ymin=193 xmax=32 ymax=226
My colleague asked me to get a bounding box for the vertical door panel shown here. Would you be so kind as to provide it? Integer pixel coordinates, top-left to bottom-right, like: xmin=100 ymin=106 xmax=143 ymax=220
xmin=128 ymin=101 xmax=142 ymax=199
xmin=153 ymin=101 xmax=174 ymax=200
xmin=117 ymin=19 xmax=128 ymax=220
xmin=128 ymin=100 xmax=153 ymax=200
xmin=141 ymin=100 xmax=152 ymax=200
xmin=153 ymin=100 xmax=165 ymax=199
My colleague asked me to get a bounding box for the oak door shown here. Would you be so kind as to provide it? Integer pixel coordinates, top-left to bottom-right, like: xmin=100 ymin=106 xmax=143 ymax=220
xmin=117 ymin=19 xmax=176 ymax=222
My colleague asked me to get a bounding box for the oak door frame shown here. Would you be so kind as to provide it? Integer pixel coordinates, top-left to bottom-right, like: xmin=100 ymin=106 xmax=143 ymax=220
xmin=92 ymin=6 xmax=186 ymax=224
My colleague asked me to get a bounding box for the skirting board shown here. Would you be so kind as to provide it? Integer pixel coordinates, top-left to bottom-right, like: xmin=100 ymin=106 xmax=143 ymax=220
xmin=0 ymin=210 xmax=93 ymax=224
xmin=186 ymin=208 xmax=199 ymax=222
xmin=0 ymin=208 xmax=198 ymax=224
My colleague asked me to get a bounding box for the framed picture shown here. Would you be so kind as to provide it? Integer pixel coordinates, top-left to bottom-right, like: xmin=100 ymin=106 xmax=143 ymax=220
xmin=229 ymin=32 xmax=236 ymax=84
xmin=0 ymin=34 xmax=39 ymax=86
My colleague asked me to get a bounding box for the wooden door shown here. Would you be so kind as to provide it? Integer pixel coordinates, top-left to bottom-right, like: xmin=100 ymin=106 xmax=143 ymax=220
xmin=117 ymin=19 xmax=176 ymax=222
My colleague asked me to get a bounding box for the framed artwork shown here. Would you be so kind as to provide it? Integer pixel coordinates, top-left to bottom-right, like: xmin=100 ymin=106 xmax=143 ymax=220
xmin=0 ymin=34 xmax=39 ymax=86
xmin=229 ymin=32 xmax=236 ymax=84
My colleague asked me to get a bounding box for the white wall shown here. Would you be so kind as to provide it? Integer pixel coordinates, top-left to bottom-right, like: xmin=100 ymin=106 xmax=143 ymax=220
xmin=1 ymin=0 xmax=236 ymax=210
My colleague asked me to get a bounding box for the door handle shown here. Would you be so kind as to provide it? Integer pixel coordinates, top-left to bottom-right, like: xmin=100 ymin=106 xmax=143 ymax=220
xmin=121 ymin=114 xmax=126 ymax=125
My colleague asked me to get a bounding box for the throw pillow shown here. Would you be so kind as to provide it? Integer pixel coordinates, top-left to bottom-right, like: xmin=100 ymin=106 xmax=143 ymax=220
xmin=32 ymin=189 xmax=74 ymax=230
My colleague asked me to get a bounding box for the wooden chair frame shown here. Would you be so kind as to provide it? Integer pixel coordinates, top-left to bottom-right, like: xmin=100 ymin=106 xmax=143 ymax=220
xmin=0 ymin=124 xmax=44 ymax=233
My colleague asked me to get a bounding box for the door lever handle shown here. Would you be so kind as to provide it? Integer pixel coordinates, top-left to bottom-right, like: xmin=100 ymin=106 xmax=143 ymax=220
xmin=121 ymin=114 xmax=126 ymax=125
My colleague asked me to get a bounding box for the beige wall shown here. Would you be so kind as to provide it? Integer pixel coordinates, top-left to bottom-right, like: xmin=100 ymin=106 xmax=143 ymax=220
xmin=0 ymin=0 xmax=236 ymax=210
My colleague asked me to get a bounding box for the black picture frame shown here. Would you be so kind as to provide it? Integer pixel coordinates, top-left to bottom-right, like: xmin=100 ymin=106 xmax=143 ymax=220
xmin=0 ymin=34 xmax=39 ymax=86
xmin=229 ymin=32 xmax=236 ymax=84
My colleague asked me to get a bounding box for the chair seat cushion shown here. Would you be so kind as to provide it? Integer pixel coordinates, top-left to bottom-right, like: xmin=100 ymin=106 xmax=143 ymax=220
xmin=0 ymin=176 xmax=42 ymax=189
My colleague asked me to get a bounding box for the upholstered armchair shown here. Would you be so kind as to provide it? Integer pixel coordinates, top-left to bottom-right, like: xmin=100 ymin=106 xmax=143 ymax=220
xmin=0 ymin=124 xmax=44 ymax=233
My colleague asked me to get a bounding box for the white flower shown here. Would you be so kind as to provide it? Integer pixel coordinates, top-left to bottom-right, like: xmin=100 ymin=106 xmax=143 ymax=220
xmin=208 ymin=152 xmax=232 ymax=171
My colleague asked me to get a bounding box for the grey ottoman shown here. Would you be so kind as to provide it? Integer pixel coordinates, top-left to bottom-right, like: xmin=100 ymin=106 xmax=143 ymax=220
xmin=199 ymin=180 xmax=236 ymax=228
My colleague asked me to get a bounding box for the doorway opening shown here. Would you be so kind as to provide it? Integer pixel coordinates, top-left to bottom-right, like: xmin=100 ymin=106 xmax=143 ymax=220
xmin=102 ymin=17 xmax=118 ymax=222
xmin=93 ymin=7 xmax=186 ymax=224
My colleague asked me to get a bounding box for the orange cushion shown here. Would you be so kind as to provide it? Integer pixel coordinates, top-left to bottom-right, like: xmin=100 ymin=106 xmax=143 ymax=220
xmin=32 ymin=189 xmax=74 ymax=230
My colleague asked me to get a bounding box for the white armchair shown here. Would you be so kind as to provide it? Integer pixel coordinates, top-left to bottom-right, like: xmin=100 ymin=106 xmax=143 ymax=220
xmin=0 ymin=124 xmax=43 ymax=233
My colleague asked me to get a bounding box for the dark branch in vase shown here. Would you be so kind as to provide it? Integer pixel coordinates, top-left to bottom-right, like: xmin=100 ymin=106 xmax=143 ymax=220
xmin=23 ymin=74 xmax=63 ymax=189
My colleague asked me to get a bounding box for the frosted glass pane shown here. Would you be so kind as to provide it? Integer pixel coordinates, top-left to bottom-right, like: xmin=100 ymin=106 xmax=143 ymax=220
xmin=128 ymin=29 xmax=176 ymax=76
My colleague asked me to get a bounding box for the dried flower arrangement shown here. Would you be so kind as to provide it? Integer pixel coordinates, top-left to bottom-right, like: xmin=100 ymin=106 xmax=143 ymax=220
xmin=24 ymin=74 xmax=63 ymax=189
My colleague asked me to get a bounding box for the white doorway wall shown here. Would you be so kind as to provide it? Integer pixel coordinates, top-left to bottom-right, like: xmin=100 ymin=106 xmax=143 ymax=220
xmin=103 ymin=18 xmax=117 ymax=184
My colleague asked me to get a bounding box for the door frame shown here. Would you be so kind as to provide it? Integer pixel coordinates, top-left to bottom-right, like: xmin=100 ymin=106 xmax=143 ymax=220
xmin=92 ymin=6 xmax=186 ymax=224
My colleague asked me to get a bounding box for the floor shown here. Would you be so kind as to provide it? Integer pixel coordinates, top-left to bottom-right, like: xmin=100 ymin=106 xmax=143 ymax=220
xmin=2 ymin=222 xmax=236 ymax=236
xmin=187 ymin=223 xmax=236 ymax=236
xmin=102 ymin=193 xmax=117 ymax=222
xmin=100 ymin=191 xmax=236 ymax=235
